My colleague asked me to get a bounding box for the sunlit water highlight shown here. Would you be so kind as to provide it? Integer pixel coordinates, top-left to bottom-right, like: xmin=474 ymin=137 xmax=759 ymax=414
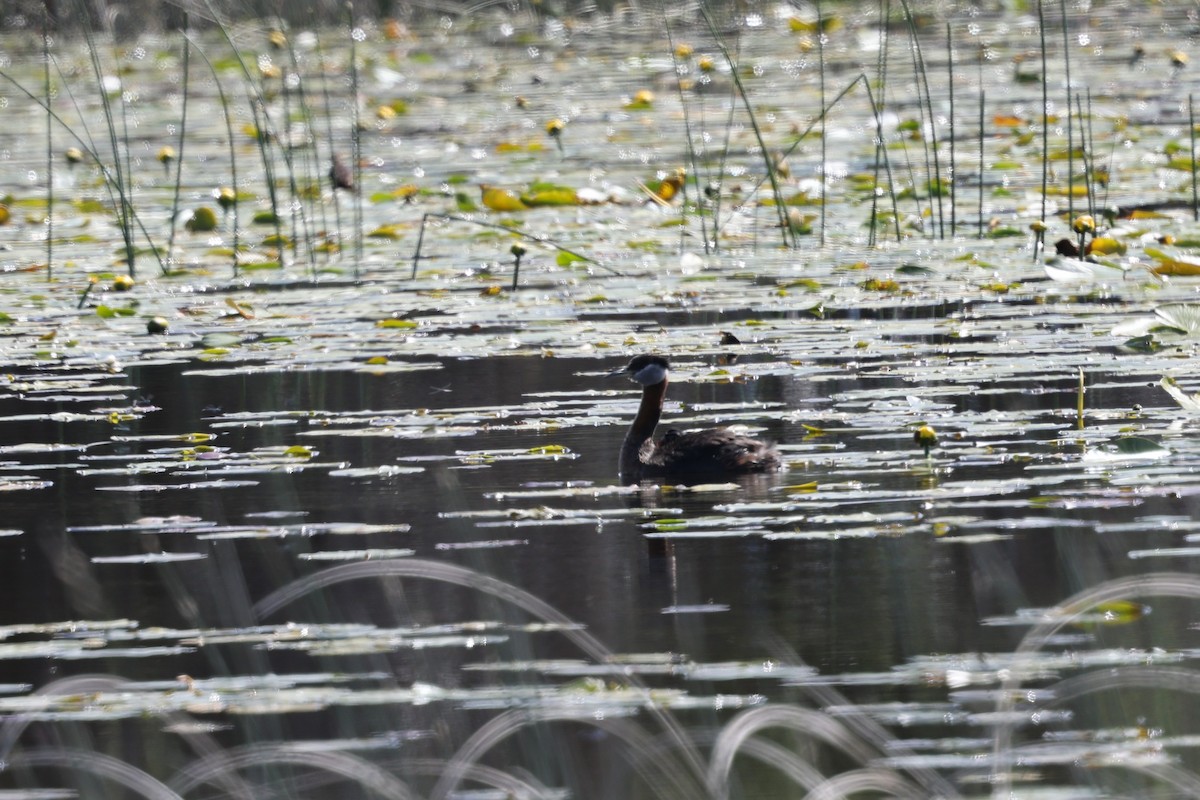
xmin=0 ymin=2 xmax=1199 ymax=798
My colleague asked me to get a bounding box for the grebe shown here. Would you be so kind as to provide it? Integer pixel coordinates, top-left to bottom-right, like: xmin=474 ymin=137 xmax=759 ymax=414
xmin=614 ymin=354 xmax=782 ymax=481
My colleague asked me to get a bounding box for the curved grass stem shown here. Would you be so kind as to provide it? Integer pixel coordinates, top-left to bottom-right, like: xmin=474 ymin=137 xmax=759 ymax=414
xmin=700 ymin=6 xmax=793 ymax=248
xmin=181 ymin=33 xmax=240 ymax=277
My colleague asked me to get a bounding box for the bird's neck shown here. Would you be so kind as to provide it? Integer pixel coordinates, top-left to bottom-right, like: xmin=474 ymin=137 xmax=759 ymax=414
xmin=620 ymin=378 xmax=667 ymax=480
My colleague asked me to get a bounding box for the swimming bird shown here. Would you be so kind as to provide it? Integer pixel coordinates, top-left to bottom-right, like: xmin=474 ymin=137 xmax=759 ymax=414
xmin=329 ymin=155 xmax=354 ymax=192
xmin=613 ymin=354 xmax=781 ymax=481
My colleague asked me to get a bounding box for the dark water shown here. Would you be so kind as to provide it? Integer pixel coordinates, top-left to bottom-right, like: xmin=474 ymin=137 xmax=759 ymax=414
xmin=3 ymin=344 xmax=1197 ymax=797
xmin=3 ymin=4 xmax=1200 ymax=797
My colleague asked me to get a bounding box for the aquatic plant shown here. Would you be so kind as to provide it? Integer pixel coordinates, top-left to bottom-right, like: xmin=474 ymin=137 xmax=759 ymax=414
xmin=0 ymin=5 xmax=1199 ymax=798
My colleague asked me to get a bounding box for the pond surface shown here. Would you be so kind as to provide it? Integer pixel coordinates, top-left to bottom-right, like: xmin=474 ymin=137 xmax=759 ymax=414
xmin=1 ymin=3 xmax=1200 ymax=798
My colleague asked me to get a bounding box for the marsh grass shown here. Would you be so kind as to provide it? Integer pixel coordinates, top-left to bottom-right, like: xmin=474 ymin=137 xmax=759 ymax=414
xmin=183 ymin=31 xmax=241 ymax=275
xmin=2 ymin=8 xmax=1200 ymax=799
xmin=664 ymin=28 xmax=711 ymax=253
xmin=1191 ymin=94 xmax=1198 ymax=222
xmin=41 ymin=18 xmax=52 ymax=280
xmin=37 ymin=0 xmax=145 ymax=275
xmin=316 ymin=28 xmax=344 ymax=260
xmin=275 ymin=21 xmax=332 ymax=272
xmin=78 ymin=5 xmax=158 ymax=274
xmin=817 ymin=1 xmax=828 ymax=247
xmin=164 ymin=15 xmax=190 ymax=265
xmin=1076 ymin=91 xmax=1096 ymax=219
xmin=1059 ymin=0 xmax=1074 ymax=223
xmin=6 ymin=29 xmax=165 ymax=276
xmin=701 ymin=7 xmax=793 ymax=249
xmin=946 ymin=23 xmax=956 ymax=235
xmin=200 ymin=0 xmax=286 ymax=263
xmin=899 ymin=0 xmax=944 ymax=238
xmin=2 ymin=552 xmax=1179 ymax=798
xmin=3 ymin=0 xmax=1164 ymax=288
xmin=977 ymin=89 xmax=985 ymax=240
xmin=990 ymin=573 xmax=1200 ymax=797
xmin=1038 ymin=0 xmax=1050 ymax=236
xmin=347 ymin=3 xmax=365 ymax=277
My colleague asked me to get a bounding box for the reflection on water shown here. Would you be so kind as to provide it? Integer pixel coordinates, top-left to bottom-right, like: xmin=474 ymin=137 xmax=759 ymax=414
xmin=4 ymin=346 xmax=1200 ymax=798
xmin=2 ymin=2 xmax=1200 ymax=797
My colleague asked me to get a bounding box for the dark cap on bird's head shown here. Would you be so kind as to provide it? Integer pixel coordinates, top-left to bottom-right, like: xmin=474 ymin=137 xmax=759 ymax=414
xmin=610 ymin=354 xmax=670 ymax=386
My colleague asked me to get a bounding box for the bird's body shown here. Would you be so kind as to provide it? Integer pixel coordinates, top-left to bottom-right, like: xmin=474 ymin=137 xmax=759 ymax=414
xmin=330 ymin=155 xmax=355 ymax=192
xmin=615 ymin=354 xmax=781 ymax=482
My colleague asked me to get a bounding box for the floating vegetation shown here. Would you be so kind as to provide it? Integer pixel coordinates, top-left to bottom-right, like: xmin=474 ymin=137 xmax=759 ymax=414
xmin=90 ymin=552 xmax=208 ymax=564
xmin=194 ymin=522 xmax=412 ymax=542
xmin=2 ymin=3 xmax=1200 ymax=798
xmin=299 ymin=549 xmax=416 ymax=561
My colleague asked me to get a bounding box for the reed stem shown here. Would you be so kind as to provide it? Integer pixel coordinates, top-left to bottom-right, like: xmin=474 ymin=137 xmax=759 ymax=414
xmin=314 ymin=29 xmax=343 ymax=262
xmin=0 ymin=59 xmax=163 ymax=275
xmin=347 ymin=2 xmax=364 ymax=278
xmin=868 ymin=0 xmax=891 ymax=247
xmin=1060 ymin=0 xmax=1073 ymax=222
xmin=1037 ymin=0 xmax=1049 ymax=236
xmin=857 ymin=75 xmax=903 ymax=243
xmin=1073 ymin=92 xmax=1095 ymax=219
xmin=818 ymin=0 xmax=827 ymax=247
xmin=899 ymin=0 xmax=944 ymax=238
xmin=701 ymin=6 xmax=792 ymax=247
xmin=1191 ymin=94 xmax=1198 ymax=222
xmin=165 ymin=14 xmax=190 ymax=266
xmin=946 ymin=23 xmax=956 ymax=236
xmin=664 ymin=23 xmax=711 ymax=254
xmin=712 ymin=42 xmax=740 ymax=252
xmin=201 ymin=0 xmax=284 ymax=264
xmin=978 ymin=90 xmax=985 ymax=240
xmin=271 ymin=22 xmax=320 ymax=281
xmin=182 ymin=33 xmax=240 ymax=276
xmin=76 ymin=0 xmax=134 ymax=273
xmin=42 ymin=18 xmax=52 ymax=281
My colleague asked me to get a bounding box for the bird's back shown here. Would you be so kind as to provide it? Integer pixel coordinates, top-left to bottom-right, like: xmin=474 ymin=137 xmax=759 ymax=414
xmin=641 ymin=427 xmax=780 ymax=478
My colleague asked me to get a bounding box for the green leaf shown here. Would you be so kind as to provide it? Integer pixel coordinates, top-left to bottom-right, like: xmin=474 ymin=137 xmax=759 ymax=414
xmin=987 ymin=226 xmax=1024 ymax=239
xmin=1160 ymin=376 xmax=1200 ymax=412
xmin=1122 ymin=334 xmax=1160 ymax=353
xmin=1154 ymin=303 xmax=1200 ymax=336
xmin=368 ymin=224 xmax=403 ymax=239
xmin=201 ymin=333 xmax=242 ymax=348
xmin=779 ymin=278 xmax=821 ymax=291
xmin=72 ymin=199 xmax=108 ymax=213
xmin=520 ymin=187 xmax=579 ymax=207
xmin=1114 ymin=437 xmax=1170 ymax=456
